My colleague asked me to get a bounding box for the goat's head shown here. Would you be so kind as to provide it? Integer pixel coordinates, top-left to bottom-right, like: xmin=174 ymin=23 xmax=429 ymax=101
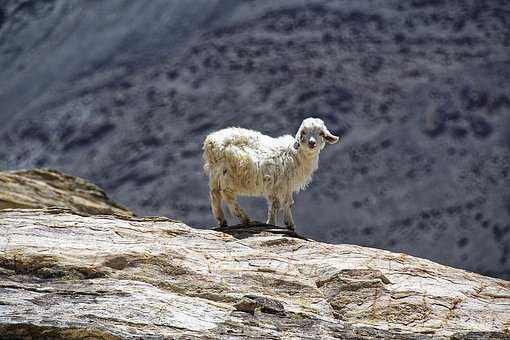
xmin=294 ymin=118 xmax=339 ymax=152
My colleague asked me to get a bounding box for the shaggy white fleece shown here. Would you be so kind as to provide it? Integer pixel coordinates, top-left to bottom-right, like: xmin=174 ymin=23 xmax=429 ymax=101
xmin=203 ymin=118 xmax=339 ymax=229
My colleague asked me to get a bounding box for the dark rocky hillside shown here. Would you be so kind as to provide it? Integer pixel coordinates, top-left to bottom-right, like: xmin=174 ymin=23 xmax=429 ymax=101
xmin=0 ymin=1 xmax=509 ymax=278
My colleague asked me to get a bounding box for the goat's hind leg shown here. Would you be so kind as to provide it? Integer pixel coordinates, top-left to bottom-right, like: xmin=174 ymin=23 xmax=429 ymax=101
xmin=222 ymin=191 xmax=250 ymax=225
xmin=266 ymin=195 xmax=279 ymax=226
xmin=209 ymin=177 xmax=227 ymax=227
xmin=210 ymin=189 xmax=227 ymax=227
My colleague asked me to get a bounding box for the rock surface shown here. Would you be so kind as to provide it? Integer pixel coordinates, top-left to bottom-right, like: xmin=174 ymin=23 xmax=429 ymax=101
xmin=0 ymin=169 xmax=133 ymax=217
xmin=0 ymin=207 xmax=509 ymax=339
xmin=0 ymin=1 xmax=509 ymax=279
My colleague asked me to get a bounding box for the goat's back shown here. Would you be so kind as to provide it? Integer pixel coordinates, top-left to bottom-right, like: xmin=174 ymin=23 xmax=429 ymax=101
xmin=203 ymin=127 xmax=263 ymax=172
xmin=203 ymin=126 xmax=293 ymax=167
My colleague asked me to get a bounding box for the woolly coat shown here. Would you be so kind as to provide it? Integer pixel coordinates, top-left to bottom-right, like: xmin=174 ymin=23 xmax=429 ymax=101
xmin=203 ymin=127 xmax=319 ymax=199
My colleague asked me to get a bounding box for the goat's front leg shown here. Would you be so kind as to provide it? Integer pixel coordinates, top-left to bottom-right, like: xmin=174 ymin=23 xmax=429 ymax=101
xmin=266 ymin=195 xmax=279 ymax=225
xmin=282 ymin=193 xmax=295 ymax=230
xmin=222 ymin=191 xmax=250 ymax=225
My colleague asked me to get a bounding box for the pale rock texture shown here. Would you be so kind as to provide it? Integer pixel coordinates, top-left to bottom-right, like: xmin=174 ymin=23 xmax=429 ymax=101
xmin=0 ymin=170 xmax=509 ymax=339
xmin=0 ymin=210 xmax=509 ymax=339
xmin=0 ymin=169 xmax=133 ymax=216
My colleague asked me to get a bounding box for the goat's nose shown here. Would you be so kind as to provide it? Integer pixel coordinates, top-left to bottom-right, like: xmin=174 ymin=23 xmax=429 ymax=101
xmin=308 ymin=139 xmax=317 ymax=148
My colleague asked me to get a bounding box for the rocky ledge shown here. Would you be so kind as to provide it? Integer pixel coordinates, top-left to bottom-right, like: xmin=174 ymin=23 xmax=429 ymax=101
xmin=0 ymin=169 xmax=132 ymax=217
xmin=0 ymin=170 xmax=509 ymax=339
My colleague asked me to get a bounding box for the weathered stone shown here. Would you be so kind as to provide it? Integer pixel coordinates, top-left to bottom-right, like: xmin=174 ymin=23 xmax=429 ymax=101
xmin=0 ymin=324 xmax=121 ymax=340
xmin=0 ymin=169 xmax=133 ymax=217
xmin=0 ymin=170 xmax=508 ymax=338
xmin=0 ymin=207 xmax=509 ymax=339
xmin=234 ymin=297 xmax=259 ymax=315
xmin=234 ymin=294 xmax=285 ymax=316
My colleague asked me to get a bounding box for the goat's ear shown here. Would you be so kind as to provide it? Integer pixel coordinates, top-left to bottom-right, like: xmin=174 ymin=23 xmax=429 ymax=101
xmin=322 ymin=127 xmax=339 ymax=144
xmin=293 ymin=139 xmax=300 ymax=149
xmin=294 ymin=127 xmax=302 ymax=149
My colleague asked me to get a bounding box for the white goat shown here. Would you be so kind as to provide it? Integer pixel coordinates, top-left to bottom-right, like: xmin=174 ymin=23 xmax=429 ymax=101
xmin=203 ymin=118 xmax=339 ymax=229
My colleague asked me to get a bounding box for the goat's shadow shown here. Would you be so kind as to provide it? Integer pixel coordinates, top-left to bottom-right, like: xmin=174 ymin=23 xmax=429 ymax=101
xmin=211 ymin=221 xmax=309 ymax=241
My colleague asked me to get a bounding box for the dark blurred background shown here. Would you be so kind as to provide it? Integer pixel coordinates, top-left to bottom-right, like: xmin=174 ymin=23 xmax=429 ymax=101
xmin=0 ymin=0 xmax=509 ymax=278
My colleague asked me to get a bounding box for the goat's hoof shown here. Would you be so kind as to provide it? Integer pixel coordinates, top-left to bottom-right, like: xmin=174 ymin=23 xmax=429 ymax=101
xmin=236 ymin=217 xmax=250 ymax=226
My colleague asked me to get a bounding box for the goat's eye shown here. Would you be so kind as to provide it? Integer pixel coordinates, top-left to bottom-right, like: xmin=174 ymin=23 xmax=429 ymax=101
xmin=319 ymin=131 xmax=325 ymax=137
